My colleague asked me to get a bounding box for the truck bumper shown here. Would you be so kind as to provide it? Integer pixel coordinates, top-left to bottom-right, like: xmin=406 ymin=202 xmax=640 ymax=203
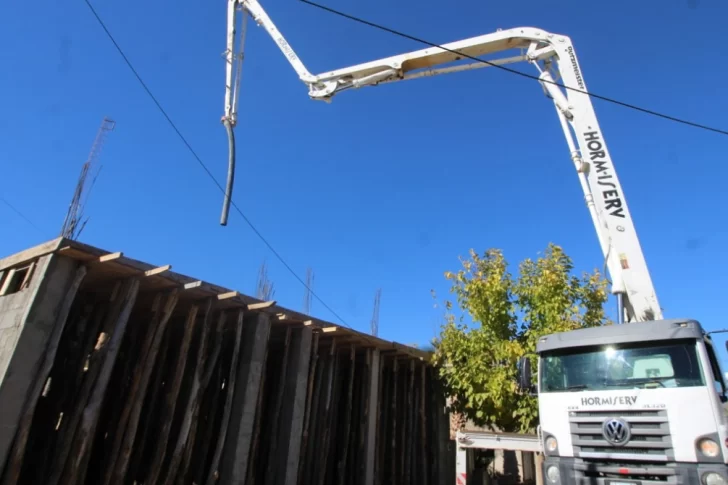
xmin=542 ymin=456 xmax=728 ymax=485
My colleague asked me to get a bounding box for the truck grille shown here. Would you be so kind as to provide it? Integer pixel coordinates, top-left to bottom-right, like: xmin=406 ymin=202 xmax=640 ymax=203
xmin=569 ymin=409 xmax=673 ymax=462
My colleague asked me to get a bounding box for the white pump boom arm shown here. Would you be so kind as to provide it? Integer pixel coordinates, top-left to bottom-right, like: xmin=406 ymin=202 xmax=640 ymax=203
xmin=222 ymin=0 xmax=662 ymax=323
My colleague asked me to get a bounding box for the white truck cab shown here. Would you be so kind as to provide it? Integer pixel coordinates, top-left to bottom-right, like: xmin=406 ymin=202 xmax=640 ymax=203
xmin=520 ymin=319 xmax=728 ymax=485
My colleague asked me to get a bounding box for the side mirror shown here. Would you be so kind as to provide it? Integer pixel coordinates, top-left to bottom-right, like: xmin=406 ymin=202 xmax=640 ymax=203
xmin=518 ymin=356 xmax=533 ymax=392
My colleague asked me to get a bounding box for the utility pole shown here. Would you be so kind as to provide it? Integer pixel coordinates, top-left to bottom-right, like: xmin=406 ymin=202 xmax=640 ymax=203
xmin=303 ymin=267 xmax=314 ymax=314
xmin=370 ymin=288 xmax=381 ymax=337
xmin=60 ymin=117 xmax=115 ymax=240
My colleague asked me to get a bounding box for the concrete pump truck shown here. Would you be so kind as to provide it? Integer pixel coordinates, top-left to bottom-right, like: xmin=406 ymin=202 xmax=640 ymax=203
xmin=219 ymin=1 xmax=728 ymax=483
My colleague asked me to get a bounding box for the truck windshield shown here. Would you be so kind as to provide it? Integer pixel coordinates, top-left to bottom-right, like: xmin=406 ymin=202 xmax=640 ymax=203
xmin=540 ymin=339 xmax=705 ymax=392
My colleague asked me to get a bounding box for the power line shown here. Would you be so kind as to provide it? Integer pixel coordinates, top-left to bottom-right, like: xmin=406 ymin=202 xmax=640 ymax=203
xmin=82 ymin=0 xmax=353 ymax=329
xmin=1 ymin=196 xmax=42 ymax=233
xmin=299 ymin=0 xmax=728 ymax=137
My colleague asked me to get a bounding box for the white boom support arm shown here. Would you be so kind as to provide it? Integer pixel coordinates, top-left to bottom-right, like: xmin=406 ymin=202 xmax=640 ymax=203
xmin=223 ymin=0 xmax=662 ymax=323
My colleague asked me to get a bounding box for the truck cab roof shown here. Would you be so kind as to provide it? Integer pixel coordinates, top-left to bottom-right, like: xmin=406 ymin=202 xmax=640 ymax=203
xmin=535 ymin=319 xmax=705 ymax=354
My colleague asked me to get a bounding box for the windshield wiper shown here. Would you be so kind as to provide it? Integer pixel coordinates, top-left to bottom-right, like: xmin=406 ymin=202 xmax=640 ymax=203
xmin=604 ymin=378 xmax=666 ymax=388
xmin=631 ymin=378 xmax=667 ymax=388
xmin=565 ymin=384 xmax=589 ymax=391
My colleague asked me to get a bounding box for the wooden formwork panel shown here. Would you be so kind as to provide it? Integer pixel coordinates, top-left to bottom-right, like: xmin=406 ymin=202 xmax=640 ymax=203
xmin=0 ymin=239 xmax=450 ymax=485
xmin=0 ymin=280 xmax=243 ymax=485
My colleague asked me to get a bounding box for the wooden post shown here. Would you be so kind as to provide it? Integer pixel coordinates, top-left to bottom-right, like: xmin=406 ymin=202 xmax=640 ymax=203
xmin=535 ymin=453 xmax=544 ymax=485
xmin=336 ymin=345 xmax=356 ymax=485
xmin=391 ymin=359 xmax=398 ymax=482
xmin=63 ymin=277 xmax=140 ymax=485
xmin=175 ymin=305 xmax=222 ymax=485
xmin=219 ymin=312 xmax=271 ymax=484
xmin=146 ymin=303 xmax=199 ymax=485
xmin=301 ymin=338 xmax=325 ymax=485
xmin=297 ymin=332 xmax=319 ymax=484
xmin=404 ymin=360 xmax=415 ymax=485
xmin=164 ymin=303 xmax=224 ymax=484
xmin=110 ymin=290 xmax=179 ymax=483
xmin=204 ymin=310 xmax=244 ymax=485
xmin=264 ymin=328 xmax=291 ymax=485
xmin=363 ymin=349 xmax=380 ymax=485
xmin=317 ymin=341 xmax=340 ymax=485
xmin=419 ymin=363 xmax=428 ymax=485
xmin=274 ymin=326 xmax=313 ymax=485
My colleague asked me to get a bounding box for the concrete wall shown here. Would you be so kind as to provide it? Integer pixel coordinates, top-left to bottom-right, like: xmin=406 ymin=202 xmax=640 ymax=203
xmin=0 ymin=256 xmax=49 ymax=385
xmin=0 ymin=254 xmax=78 ymax=471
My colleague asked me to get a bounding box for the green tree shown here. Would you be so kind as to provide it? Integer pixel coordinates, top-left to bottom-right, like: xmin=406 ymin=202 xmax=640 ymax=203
xmin=431 ymin=243 xmax=611 ymax=433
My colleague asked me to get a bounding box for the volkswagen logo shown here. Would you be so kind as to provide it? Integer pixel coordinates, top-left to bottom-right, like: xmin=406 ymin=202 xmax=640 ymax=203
xmin=602 ymin=418 xmax=631 ymax=446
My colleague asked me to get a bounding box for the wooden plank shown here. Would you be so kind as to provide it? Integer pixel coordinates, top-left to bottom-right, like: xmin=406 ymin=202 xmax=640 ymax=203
xmin=101 ymin=292 xmax=171 ymax=484
xmin=146 ymin=303 xmax=200 ymax=485
xmin=391 ymin=359 xmax=399 ymax=482
xmin=374 ymin=360 xmax=387 ymax=485
xmin=337 ymin=345 xmax=356 ymax=485
xmin=374 ymin=355 xmax=387 ymax=485
xmin=247 ymin=300 xmax=275 ymax=310
xmin=204 ymin=310 xmax=244 ymax=485
xmin=301 ymin=341 xmax=324 ymax=485
xmin=95 ymin=297 xmax=147 ymax=481
xmin=317 ymin=341 xmax=340 ymax=485
xmin=63 ymin=277 xmax=140 ymax=485
xmin=264 ymin=327 xmax=292 ymax=485
xmin=163 ymin=300 xmax=220 ymax=484
xmin=110 ymin=290 xmax=179 ymax=483
xmin=193 ymin=361 xmax=224 ymax=484
xmin=95 ymin=294 xmax=155 ymax=484
xmin=170 ymin=302 xmax=225 ymax=485
xmin=1 ymin=264 xmax=88 ymax=485
xmin=308 ymin=339 xmax=334 ymax=485
xmin=98 ymin=252 xmax=123 ymax=263
xmin=126 ymin=318 xmax=174 ymax=480
xmin=244 ymin=349 xmax=268 ymax=485
xmin=177 ymin=398 xmax=201 ymax=485
xmin=166 ymin=297 xmax=217 ymax=483
xmin=144 ymin=264 xmax=172 ymax=277
xmin=217 ymin=291 xmax=239 ymax=300
xmin=297 ymin=332 xmax=319 ymax=484
xmin=45 ymin=290 xmax=114 ymax=485
xmin=363 ymin=349 xmax=380 ymax=485
xmin=30 ymin=300 xmax=95 ymax=481
xmin=403 ymin=360 xmax=415 ymax=484
xmin=359 ymin=351 xmax=372 ymax=485
xmin=419 ymin=364 xmax=428 ymax=485
xmin=353 ymin=352 xmax=367 ymax=485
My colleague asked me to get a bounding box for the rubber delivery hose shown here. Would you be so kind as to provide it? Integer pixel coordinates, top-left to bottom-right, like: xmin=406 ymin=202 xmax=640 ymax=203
xmin=220 ymin=119 xmax=235 ymax=226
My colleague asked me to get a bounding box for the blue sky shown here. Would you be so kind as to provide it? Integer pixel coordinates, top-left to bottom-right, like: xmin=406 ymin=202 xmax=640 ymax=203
xmin=1 ymin=0 xmax=727 ymax=357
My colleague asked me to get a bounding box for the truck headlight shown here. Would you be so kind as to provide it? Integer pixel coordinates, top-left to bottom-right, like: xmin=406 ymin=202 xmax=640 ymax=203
xmin=546 ymin=465 xmax=560 ymax=483
xmin=699 ymin=438 xmax=720 ymax=458
xmin=545 ymin=436 xmax=558 ymax=453
xmin=702 ymin=472 xmax=728 ymax=485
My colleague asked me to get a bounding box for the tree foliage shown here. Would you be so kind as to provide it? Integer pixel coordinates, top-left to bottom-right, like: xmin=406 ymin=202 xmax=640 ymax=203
xmin=431 ymin=243 xmax=611 ymax=433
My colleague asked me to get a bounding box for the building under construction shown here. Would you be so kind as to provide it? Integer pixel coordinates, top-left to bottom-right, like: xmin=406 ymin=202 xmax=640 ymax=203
xmin=0 ymin=237 xmax=454 ymax=485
